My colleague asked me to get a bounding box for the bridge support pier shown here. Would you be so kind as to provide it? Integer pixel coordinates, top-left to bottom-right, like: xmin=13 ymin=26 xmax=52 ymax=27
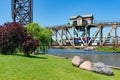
xmin=85 ymin=26 xmax=91 ymax=47
xmin=113 ymin=25 xmax=118 ymax=47
xmin=99 ymin=25 xmax=103 ymax=47
xmin=60 ymin=28 xmax=63 ymax=46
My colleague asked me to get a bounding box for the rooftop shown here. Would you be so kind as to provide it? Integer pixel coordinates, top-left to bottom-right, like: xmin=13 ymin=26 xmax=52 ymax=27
xmin=70 ymin=14 xmax=93 ymax=19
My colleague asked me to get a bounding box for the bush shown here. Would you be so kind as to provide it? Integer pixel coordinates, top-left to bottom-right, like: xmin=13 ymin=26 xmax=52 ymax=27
xmin=25 ymin=23 xmax=52 ymax=53
xmin=0 ymin=22 xmax=27 ymax=54
xmin=0 ymin=22 xmax=39 ymax=55
xmin=22 ymin=33 xmax=39 ymax=56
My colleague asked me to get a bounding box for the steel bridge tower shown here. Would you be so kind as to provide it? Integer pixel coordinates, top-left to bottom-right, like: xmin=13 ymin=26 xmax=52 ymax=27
xmin=11 ymin=0 xmax=33 ymax=25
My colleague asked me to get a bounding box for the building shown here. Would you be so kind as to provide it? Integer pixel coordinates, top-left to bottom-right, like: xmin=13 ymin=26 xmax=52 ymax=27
xmin=70 ymin=14 xmax=94 ymax=26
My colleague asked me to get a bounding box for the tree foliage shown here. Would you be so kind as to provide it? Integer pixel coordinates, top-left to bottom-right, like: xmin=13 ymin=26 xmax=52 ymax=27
xmin=0 ymin=22 xmax=39 ymax=55
xmin=22 ymin=33 xmax=39 ymax=56
xmin=25 ymin=23 xmax=52 ymax=53
xmin=26 ymin=23 xmax=52 ymax=46
xmin=0 ymin=22 xmax=27 ymax=54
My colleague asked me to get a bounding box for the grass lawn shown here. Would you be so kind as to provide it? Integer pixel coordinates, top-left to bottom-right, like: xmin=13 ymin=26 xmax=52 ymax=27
xmin=0 ymin=54 xmax=120 ymax=80
xmin=96 ymin=47 xmax=120 ymax=53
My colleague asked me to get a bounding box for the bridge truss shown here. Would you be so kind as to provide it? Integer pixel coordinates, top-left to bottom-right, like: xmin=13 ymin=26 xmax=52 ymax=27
xmin=47 ymin=22 xmax=120 ymax=47
xmin=11 ymin=0 xmax=33 ymax=25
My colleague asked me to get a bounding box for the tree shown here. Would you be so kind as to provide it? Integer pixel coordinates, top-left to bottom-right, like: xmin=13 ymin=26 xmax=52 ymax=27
xmin=25 ymin=23 xmax=52 ymax=53
xmin=22 ymin=33 xmax=39 ymax=56
xmin=0 ymin=22 xmax=27 ymax=54
xmin=0 ymin=22 xmax=39 ymax=56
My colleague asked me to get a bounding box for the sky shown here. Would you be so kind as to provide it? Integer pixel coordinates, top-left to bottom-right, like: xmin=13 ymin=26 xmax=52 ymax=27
xmin=0 ymin=0 xmax=120 ymax=27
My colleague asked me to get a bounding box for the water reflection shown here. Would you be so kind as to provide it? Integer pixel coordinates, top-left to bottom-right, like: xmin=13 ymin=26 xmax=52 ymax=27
xmin=47 ymin=49 xmax=120 ymax=67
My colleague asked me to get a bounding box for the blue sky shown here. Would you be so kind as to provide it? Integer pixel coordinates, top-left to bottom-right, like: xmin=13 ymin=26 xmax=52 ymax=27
xmin=0 ymin=0 xmax=120 ymax=27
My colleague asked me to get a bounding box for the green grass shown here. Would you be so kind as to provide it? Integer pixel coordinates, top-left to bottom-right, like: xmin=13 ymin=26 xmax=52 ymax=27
xmin=96 ymin=47 xmax=120 ymax=53
xmin=0 ymin=54 xmax=120 ymax=80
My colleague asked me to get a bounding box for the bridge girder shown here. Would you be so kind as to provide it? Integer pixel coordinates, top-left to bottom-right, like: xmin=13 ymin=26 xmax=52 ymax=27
xmin=11 ymin=0 xmax=33 ymax=25
xmin=50 ymin=24 xmax=120 ymax=47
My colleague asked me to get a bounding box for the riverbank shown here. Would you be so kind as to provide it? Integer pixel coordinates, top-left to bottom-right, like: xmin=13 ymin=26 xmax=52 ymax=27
xmin=0 ymin=54 xmax=120 ymax=80
xmin=96 ymin=47 xmax=120 ymax=53
xmin=47 ymin=48 xmax=120 ymax=67
xmin=49 ymin=46 xmax=120 ymax=53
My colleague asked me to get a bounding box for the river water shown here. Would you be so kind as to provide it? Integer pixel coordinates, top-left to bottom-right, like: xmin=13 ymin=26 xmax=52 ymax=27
xmin=47 ymin=49 xmax=120 ymax=67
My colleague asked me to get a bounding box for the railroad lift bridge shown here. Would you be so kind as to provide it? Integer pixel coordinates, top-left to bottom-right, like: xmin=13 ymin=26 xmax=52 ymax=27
xmin=10 ymin=0 xmax=120 ymax=47
xmin=47 ymin=14 xmax=120 ymax=47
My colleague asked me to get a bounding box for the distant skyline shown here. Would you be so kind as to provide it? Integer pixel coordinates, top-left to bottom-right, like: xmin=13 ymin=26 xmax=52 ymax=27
xmin=0 ymin=0 xmax=120 ymax=27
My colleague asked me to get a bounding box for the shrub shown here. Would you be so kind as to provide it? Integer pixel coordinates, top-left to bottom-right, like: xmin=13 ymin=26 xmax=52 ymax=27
xmin=25 ymin=23 xmax=52 ymax=53
xmin=22 ymin=33 xmax=39 ymax=56
xmin=0 ymin=22 xmax=27 ymax=54
xmin=0 ymin=22 xmax=39 ymax=55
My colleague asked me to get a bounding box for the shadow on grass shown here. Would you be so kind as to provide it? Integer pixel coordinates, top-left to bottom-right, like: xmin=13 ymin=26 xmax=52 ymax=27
xmin=16 ymin=54 xmax=48 ymax=59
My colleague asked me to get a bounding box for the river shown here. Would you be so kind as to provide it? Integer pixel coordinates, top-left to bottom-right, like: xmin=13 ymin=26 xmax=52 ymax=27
xmin=47 ymin=48 xmax=120 ymax=67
